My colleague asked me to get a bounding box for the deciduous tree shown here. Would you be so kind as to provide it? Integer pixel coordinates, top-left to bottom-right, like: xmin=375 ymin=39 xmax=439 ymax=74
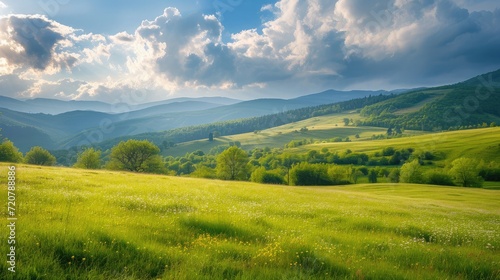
xmin=450 ymin=158 xmax=483 ymax=187
xmin=25 ymin=146 xmax=56 ymax=166
xmin=400 ymin=160 xmax=423 ymax=183
xmin=0 ymin=140 xmax=23 ymax=163
xmin=74 ymin=148 xmax=102 ymax=169
xmin=216 ymin=146 xmax=249 ymax=180
xmin=109 ymin=140 xmax=162 ymax=172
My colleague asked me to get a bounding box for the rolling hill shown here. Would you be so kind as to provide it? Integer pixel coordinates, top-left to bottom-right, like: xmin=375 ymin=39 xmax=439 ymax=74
xmin=0 ymin=96 xmax=242 ymax=115
xmin=90 ymin=69 xmax=500 ymax=155
xmin=1 ymin=69 xmax=499 ymax=153
xmin=0 ymin=163 xmax=498 ymax=279
xmin=0 ymin=90 xmax=395 ymax=151
xmin=360 ymin=69 xmax=500 ymax=130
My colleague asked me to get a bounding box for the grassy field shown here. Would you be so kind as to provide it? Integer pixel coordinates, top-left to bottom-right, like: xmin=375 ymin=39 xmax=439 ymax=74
xmin=293 ymin=127 xmax=500 ymax=164
xmin=1 ymin=163 xmax=499 ymax=279
xmin=163 ymin=113 xmax=426 ymax=157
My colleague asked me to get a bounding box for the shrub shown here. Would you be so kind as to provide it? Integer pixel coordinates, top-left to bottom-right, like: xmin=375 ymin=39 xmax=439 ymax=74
xmin=290 ymin=162 xmax=330 ymax=186
xmin=74 ymin=148 xmax=101 ymax=169
xmin=479 ymin=162 xmax=500 ymax=181
xmin=0 ymin=140 xmax=23 ymax=163
xmin=400 ymin=160 xmax=423 ymax=183
xmin=450 ymin=158 xmax=483 ymax=187
xmin=424 ymin=170 xmax=455 ymax=186
xmin=382 ymin=147 xmax=395 ymax=156
xmin=368 ymin=170 xmax=378 ymax=183
xmin=388 ymin=169 xmax=400 ymax=183
xmin=25 ymin=147 xmax=56 ymax=166
xmin=250 ymin=167 xmax=285 ymax=185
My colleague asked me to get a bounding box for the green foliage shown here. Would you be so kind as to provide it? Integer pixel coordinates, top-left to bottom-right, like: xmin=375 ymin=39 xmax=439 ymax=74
xmin=74 ymin=148 xmax=102 ymax=169
xmin=250 ymin=167 xmax=285 ymax=185
xmin=388 ymin=169 xmax=400 ymax=183
xmin=290 ymin=162 xmax=330 ymax=186
xmin=479 ymin=161 xmax=500 ymax=181
xmin=368 ymin=169 xmax=378 ymax=183
xmin=289 ymin=163 xmax=351 ymax=186
xmin=343 ymin=118 xmax=350 ymax=126
xmin=382 ymin=147 xmax=396 ymax=156
xmin=24 ymin=146 xmax=56 ymax=166
xmin=424 ymin=170 xmax=455 ymax=186
xmin=450 ymin=158 xmax=483 ymax=187
xmin=108 ymin=140 xmax=162 ymax=173
xmin=0 ymin=140 xmax=23 ymax=163
xmin=190 ymin=165 xmax=217 ymax=179
xmin=96 ymin=94 xmax=395 ymax=151
xmin=400 ymin=160 xmax=423 ymax=183
xmin=216 ymin=146 xmax=249 ymax=180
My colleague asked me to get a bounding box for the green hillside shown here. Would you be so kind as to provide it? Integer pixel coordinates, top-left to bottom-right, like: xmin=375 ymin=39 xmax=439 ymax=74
xmin=163 ymin=112 xmax=426 ymax=157
xmin=115 ymin=69 xmax=500 ymax=157
xmin=292 ymin=127 xmax=500 ymax=164
xmin=1 ymin=164 xmax=498 ymax=279
xmin=360 ymin=69 xmax=500 ymax=131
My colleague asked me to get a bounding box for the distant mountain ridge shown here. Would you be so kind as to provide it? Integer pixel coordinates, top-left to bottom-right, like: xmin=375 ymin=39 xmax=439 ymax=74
xmin=0 ymin=89 xmax=396 ymax=151
xmin=6 ymin=66 xmax=497 ymax=154
xmin=0 ymin=96 xmax=242 ymax=115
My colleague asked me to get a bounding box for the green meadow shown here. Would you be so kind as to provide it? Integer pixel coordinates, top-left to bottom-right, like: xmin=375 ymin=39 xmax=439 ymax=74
xmin=294 ymin=127 xmax=500 ymax=164
xmin=1 ymin=163 xmax=499 ymax=279
xmin=163 ymin=112 xmax=427 ymax=157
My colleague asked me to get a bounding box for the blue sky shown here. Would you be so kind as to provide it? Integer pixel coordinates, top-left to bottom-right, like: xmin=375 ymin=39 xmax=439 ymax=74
xmin=0 ymin=0 xmax=499 ymax=103
xmin=1 ymin=1 xmax=275 ymax=36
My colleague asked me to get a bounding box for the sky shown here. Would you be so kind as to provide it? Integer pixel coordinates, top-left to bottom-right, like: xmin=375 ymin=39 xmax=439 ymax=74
xmin=0 ymin=0 xmax=499 ymax=103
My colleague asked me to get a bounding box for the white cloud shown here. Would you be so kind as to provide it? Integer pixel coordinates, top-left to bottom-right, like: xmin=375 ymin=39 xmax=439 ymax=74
xmin=1 ymin=1 xmax=500 ymax=102
xmin=0 ymin=1 xmax=6 ymax=9
xmin=0 ymin=14 xmax=78 ymax=75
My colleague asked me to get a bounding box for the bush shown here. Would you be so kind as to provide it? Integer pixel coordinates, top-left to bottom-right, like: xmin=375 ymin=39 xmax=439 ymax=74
xmin=0 ymin=140 xmax=23 ymax=163
xmin=388 ymin=169 xmax=400 ymax=183
xmin=400 ymin=160 xmax=423 ymax=183
xmin=25 ymin=147 xmax=56 ymax=166
xmin=382 ymin=147 xmax=395 ymax=156
xmin=479 ymin=162 xmax=500 ymax=181
xmin=74 ymin=148 xmax=101 ymax=169
xmin=424 ymin=170 xmax=455 ymax=186
xmin=450 ymin=158 xmax=483 ymax=188
xmin=191 ymin=166 xmax=217 ymax=179
xmin=250 ymin=167 xmax=285 ymax=185
xmin=368 ymin=170 xmax=378 ymax=183
xmin=290 ymin=162 xmax=331 ymax=186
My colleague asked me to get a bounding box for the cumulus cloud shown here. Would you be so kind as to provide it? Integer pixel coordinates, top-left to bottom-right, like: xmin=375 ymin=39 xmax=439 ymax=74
xmin=1 ymin=1 xmax=500 ymax=102
xmin=123 ymin=8 xmax=237 ymax=89
xmin=0 ymin=14 xmax=79 ymax=74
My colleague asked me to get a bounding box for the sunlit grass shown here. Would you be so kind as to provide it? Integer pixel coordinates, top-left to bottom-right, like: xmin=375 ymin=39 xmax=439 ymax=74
xmin=294 ymin=127 xmax=500 ymax=163
xmin=1 ymin=164 xmax=499 ymax=279
xmin=163 ymin=113 xmax=409 ymax=157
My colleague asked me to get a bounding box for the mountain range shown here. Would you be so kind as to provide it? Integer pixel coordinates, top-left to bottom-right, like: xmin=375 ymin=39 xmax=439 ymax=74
xmin=2 ymin=68 xmax=499 ymax=154
xmin=0 ymin=89 xmax=397 ymax=151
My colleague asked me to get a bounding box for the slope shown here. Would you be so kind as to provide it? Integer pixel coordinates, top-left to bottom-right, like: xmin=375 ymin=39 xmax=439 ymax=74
xmin=360 ymin=69 xmax=500 ymax=130
xmin=292 ymin=127 xmax=500 ymax=164
xmin=0 ymin=163 xmax=498 ymax=279
xmin=1 ymin=90 xmax=394 ymax=151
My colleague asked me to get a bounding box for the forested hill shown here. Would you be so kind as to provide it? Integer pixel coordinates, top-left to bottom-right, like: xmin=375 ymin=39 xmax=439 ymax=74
xmin=89 ymin=94 xmax=396 ymax=151
xmin=88 ymin=69 xmax=500 ymax=151
xmin=359 ymin=69 xmax=500 ymax=131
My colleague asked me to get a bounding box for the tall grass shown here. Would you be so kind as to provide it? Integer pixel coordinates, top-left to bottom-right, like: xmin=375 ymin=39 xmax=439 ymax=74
xmin=1 ymin=164 xmax=499 ymax=279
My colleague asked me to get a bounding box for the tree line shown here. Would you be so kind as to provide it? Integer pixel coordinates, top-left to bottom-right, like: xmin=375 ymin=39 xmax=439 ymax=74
xmin=2 ymin=138 xmax=498 ymax=188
